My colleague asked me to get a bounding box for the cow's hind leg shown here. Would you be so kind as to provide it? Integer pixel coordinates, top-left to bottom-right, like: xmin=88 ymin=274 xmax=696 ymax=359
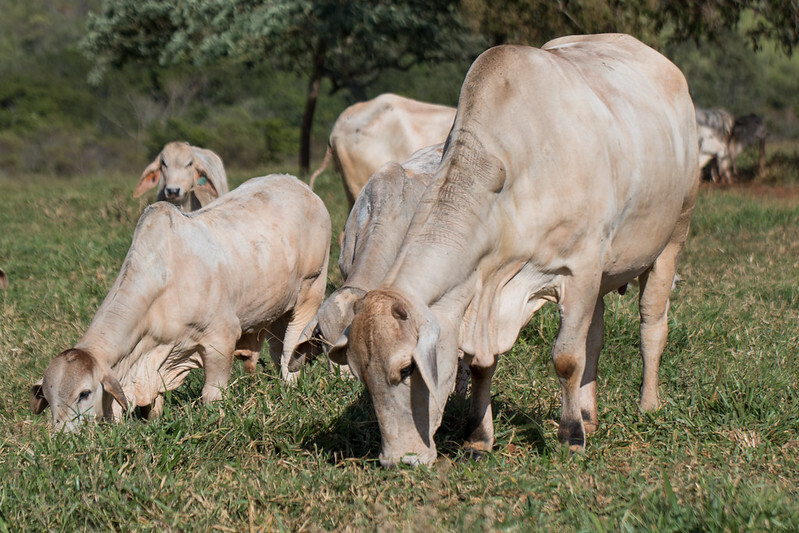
xmin=235 ymin=331 xmax=266 ymax=373
xmin=637 ymin=243 xmax=683 ymax=412
xmin=637 ymin=197 xmax=692 ymax=411
xmin=580 ymin=295 xmax=605 ymax=434
xmin=265 ymin=315 xmax=290 ymax=368
xmin=463 ymin=356 xmax=497 ymax=458
xmin=553 ymin=274 xmax=600 ymax=451
xmin=281 ymin=269 xmax=328 ymax=381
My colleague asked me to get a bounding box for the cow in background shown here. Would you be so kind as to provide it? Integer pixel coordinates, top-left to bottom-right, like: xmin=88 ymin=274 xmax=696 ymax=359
xmin=696 ymin=107 xmax=735 ymax=184
xmin=134 ymin=142 xmax=230 ymax=212
xmin=309 ymin=94 xmax=456 ymax=211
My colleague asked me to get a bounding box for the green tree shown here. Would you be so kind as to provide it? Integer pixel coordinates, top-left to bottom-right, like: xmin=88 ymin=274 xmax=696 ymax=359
xmin=83 ymin=0 xmax=481 ymax=174
xmin=461 ymin=0 xmax=799 ymax=53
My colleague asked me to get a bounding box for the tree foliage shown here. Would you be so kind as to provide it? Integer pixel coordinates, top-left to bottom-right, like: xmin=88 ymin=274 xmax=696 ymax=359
xmin=461 ymin=0 xmax=799 ymax=53
xmin=83 ymin=0 xmax=481 ymax=173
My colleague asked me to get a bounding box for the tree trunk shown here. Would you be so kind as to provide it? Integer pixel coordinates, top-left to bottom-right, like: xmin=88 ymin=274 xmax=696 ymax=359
xmin=299 ymin=41 xmax=326 ymax=176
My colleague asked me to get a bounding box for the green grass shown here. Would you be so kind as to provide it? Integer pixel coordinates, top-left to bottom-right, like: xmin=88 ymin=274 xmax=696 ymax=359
xmin=1 ymin=151 xmax=798 ymax=531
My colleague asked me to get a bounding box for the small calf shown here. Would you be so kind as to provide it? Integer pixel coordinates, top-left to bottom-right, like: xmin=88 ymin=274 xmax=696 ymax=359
xmin=134 ymin=141 xmax=230 ymax=211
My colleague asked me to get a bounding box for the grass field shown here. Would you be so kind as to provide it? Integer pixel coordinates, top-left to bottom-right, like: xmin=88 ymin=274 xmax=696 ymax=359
xmin=0 ymin=147 xmax=798 ymax=531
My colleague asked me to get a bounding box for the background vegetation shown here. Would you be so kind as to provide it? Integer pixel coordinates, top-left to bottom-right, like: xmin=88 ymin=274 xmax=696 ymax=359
xmin=1 ymin=0 xmax=798 ymax=531
xmin=1 ymin=1 xmax=798 ymax=180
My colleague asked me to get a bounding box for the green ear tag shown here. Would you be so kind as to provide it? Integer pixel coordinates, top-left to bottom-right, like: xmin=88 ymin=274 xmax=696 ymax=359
xmin=197 ymin=176 xmax=208 ymax=186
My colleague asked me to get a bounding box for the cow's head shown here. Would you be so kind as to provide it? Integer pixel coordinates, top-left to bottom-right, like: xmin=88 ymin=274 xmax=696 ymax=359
xmin=134 ymin=142 xmax=218 ymax=208
xmin=329 ymin=290 xmax=458 ymax=467
xmin=30 ymin=348 xmax=128 ymax=432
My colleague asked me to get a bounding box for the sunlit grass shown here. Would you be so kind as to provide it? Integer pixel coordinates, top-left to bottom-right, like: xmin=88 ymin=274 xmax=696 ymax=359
xmin=0 ymin=148 xmax=798 ymax=530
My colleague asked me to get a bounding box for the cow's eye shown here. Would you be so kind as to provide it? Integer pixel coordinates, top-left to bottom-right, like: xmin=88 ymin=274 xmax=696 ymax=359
xmin=400 ymin=362 xmax=415 ymax=381
xmin=187 ymin=159 xmax=193 ymax=167
xmin=161 ymin=158 xmax=167 ymax=168
xmin=78 ymin=390 xmax=91 ymax=402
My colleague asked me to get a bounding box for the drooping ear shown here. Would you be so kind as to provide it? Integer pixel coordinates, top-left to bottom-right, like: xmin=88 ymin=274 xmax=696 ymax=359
xmin=134 ymin=156 xmax=162 ymax=198
xmin=30 ymin=379 xmax=48 ymax=414
xmin=327 ymin=327 xmax=350 ymax=365
xmin=412 ymin=305 xmax=441 ymax=410
xmin=102 ymin=372 xmax=129 ymax=412
xmin=193 ymin=161 xmax=220 ymax=198
xmin=290 ymin=317 xmax=325 ymax=370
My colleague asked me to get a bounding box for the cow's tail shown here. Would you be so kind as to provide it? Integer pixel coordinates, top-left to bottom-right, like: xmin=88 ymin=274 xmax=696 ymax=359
xmin=309 ymin=147 xmax=333 ymax=191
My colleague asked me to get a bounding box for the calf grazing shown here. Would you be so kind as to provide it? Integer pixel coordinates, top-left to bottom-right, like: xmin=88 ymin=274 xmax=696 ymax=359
xmin=331 ymin=34 xmax=699 ymax=467
xmin=134 ymin=141 xmax=230 ymax=211
xmin=309 ymin=94 xmax=456 ymax=210
xmin=32 ymin=175 xmax=330 ymax=432
xmin=696 ymin=107 xmax=735 ymax=184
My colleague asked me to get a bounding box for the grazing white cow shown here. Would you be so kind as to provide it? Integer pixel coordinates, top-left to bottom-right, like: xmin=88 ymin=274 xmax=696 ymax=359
xmin=309 ymin=93 xmax=456 ymax=210
xmin=330 ymin=34 xmax=700 ymax=467
xmin=134 ymin=141 xmax=230 ymax=211
xmin=696 ymin=107 xmax=735 ymax=184
xmin=32 ymin=175 xmax=330 ymax=432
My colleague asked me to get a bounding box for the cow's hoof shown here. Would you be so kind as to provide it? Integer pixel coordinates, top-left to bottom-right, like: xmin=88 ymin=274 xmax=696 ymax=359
xmin=460 ymin=446 xmax=486 ymax=463
xmin=583 ymin=421 xmax=598 ymax=434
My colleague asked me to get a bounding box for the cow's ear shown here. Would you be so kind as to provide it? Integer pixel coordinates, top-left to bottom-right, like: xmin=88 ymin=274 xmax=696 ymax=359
xmin=413 ymin=308 xmax=441 ymax=409
xmin=30 ymin=379 xmax=48 ymax=414
xmin=194 ymin=163 xmax=219 ymax=198
xmin=327 ymin=327 xmax=350 ymax=365
xmin=102 ymin=373 xmax=128 ymax=412
xmin=134 ymin=157 xmax=162 ymax=198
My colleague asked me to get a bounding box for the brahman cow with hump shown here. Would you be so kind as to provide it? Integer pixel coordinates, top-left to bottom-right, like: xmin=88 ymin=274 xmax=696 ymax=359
xmin=32 ymin=175 xmax=330 ymax=432
xmin=309 ymin=93 xmax=456 ymax=210
xmin=329 ymin=34 xmax=700 ymax=467
xmin=134 ymin=141 xmax=230 ymax=211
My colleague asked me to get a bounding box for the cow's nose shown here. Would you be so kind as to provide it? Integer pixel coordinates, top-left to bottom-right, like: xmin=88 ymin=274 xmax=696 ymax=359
xmin=165 ymin=187 xmax=181 ymax=198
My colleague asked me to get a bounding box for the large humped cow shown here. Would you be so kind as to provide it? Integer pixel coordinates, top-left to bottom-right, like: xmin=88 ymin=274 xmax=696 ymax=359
xmin=134 ymin=141 xmax=230 ymax=211
xmin=329 ymin=34 xmax=700 ymax=467
xmin=32 ymin=175 xmax=330 ymax=432
xmin=309 ymin=94 xmax=456 ymax=210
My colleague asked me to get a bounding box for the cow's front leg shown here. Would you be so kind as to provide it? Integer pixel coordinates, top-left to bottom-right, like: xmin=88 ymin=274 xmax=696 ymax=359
xmin=200 ymin=334 xmax=237 ymax=404
xmin=463 ymin=355 xmax=497 ymax=458
xmin=580 ymin=295 xmax=605 ymax=434
xmin=553 ymin=277 xmax=600 ymax=451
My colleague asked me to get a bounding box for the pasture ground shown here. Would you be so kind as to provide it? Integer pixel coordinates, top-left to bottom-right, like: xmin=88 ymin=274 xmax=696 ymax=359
xmin=0 ymin=145 xmax=797 ymax=531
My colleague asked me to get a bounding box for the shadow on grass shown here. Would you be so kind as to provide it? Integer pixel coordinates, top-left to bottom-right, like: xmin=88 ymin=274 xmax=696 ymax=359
xmin=303 ymin=389 xmax=551 ymax=464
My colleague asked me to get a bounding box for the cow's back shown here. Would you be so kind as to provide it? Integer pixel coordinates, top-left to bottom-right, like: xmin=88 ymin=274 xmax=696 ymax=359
xmin=330 ymin=94 xmax=456 ymax=201
xmin=170 ymin=175 xmax=330 ymax=325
